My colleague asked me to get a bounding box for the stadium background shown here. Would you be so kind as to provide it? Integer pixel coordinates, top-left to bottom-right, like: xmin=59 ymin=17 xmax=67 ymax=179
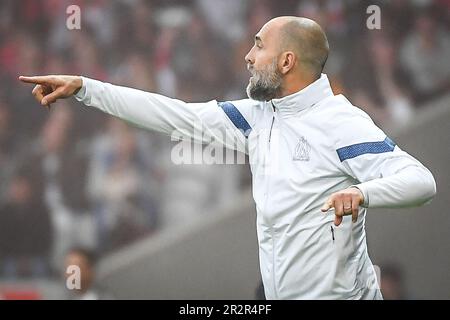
xmin=0 ymin=0 xmax=449 ymax=299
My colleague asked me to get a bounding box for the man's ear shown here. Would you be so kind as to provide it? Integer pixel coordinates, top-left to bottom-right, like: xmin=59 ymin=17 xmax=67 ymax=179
xmin=279 ymin=51 xmax=296 ymax=75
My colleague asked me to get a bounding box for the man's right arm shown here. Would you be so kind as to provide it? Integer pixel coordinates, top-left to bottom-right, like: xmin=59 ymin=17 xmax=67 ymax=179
xmin=74 ymin=77 xmax=216 ymax=140
xmin=20 ymin=75 xmax=253 ymax=154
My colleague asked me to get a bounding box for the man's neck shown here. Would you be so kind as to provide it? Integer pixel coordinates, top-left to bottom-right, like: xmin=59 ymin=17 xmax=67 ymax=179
xmin=279 ymin=73 xmax=319 ymax=98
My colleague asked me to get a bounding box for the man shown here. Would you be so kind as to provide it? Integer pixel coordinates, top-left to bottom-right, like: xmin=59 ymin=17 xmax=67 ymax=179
xmin=20 ymin=16 xmax=436 ymax=299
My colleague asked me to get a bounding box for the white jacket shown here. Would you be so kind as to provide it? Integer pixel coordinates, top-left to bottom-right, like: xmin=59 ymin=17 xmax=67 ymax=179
xmin=75 ymin=74 xmax=436 ymax=299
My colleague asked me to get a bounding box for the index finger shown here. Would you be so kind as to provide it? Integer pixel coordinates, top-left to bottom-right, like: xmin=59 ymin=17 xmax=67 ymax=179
xmin=19 ymin=75 xmax=54 ymax=85
xmin=321 ymin=198 xmax=334 ymax=212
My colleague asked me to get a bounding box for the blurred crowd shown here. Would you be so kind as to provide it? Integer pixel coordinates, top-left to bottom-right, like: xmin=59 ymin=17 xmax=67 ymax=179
xmin=0 ymin=0 xmax=449 ymax=280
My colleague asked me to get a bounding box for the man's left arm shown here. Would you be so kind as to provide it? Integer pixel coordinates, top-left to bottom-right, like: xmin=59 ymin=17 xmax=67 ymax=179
xmin=322 ymin=109 xmax=436 ymax=225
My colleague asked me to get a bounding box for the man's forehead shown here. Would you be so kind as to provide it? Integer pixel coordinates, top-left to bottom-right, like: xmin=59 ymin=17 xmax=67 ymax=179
xmin=256 ymin=20 xmax=284 ymax=41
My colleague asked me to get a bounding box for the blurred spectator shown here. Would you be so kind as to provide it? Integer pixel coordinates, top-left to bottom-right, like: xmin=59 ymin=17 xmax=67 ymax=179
xmin=83 ymin=0 xmax=114 ymax=48
xmin=383 ymin=0 xmax=415 ymax=43
xmin=25 ymin=105 xmax=93 ymax=271
xmin=380 ymin=263 xmax=408 ymax=300
xmin=0 ymin=102 xmax=15 ymax=198
xmin=0 ymin=165 xmax=53 ymax=278
xmin=1 ymin=31 xmax=48 ymax=137
xmin=88 ymin=118 xmax=160 ymax=252
xmin=369 ymin=32 xmax=414 ymax=129
xmin=111 ymin=51 xmax=156 ymax=91
xmin=399 ymin=5 xmax=450 ymax=104
xmin=70 ymin=31 xmax=108 ymax=81
xmin=171 ymin=12 xmax=230 ymax=101
xmin=154 ymin=27 xmax=178 ymax=97
xmin=196 ymin=0 xmax=248 ymax=42
xmin=64 ymin=246 xmax=113 ymax=299
xmin=341 ymin=29 xmax=414 ymax=129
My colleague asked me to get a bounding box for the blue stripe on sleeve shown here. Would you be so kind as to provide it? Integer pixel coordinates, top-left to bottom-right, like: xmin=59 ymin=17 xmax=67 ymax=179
xmin=336 ymin=136 xmax=396 ymax=162
xmin=218 ymin=102 xmax=252 ymax=138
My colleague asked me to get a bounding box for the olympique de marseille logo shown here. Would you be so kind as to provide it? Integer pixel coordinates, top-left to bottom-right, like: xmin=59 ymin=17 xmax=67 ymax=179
xmin=293 ymin=136 xmax=311 ymax=161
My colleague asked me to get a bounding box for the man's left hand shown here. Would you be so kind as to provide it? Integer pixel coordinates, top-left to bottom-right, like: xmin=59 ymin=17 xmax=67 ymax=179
xmin=321 ymin=187 xmax=364 ymax=226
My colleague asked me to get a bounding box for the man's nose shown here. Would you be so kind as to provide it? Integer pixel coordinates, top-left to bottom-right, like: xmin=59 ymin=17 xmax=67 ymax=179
xmin=245 ymin=48 xmax=254 ymax=65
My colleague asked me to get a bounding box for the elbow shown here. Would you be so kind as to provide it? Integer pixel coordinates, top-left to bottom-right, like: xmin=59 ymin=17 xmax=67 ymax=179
xmin=428 ymin=172 xmax=437 ymax=200
xmin=421 ymin=168 xmax=437 ymax=205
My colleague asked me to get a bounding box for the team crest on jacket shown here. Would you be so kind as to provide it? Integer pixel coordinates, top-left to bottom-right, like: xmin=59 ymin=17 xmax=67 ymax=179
xmin=293 ymin=136 xmax=311 ymax=161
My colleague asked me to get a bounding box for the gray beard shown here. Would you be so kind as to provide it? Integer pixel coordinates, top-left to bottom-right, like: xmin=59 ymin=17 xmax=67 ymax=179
xmin=246 ymin=59 xmax=283 ymax=101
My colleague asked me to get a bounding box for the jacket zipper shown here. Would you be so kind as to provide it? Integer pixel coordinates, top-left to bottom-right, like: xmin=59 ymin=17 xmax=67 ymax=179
xmin=268 ymin=102 xmax=276 ymax=143
xmin=268 ymin=101 xmax=278 ymax=298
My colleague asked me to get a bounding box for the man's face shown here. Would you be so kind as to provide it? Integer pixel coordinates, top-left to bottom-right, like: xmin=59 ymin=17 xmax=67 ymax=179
xmin=245 ymin=22 xmax=284 ymax=101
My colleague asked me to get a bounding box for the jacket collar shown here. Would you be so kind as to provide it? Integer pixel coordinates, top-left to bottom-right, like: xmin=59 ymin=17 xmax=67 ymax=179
xmin=270 ymin=73 xmax=334 ymax=118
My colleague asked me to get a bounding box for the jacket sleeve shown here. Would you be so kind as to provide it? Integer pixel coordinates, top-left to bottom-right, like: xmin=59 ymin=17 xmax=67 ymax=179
xmin=74 ymin=77 xmax=255 ymax=154
xmin=334 ymin=107 xmax=436 ymax=208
